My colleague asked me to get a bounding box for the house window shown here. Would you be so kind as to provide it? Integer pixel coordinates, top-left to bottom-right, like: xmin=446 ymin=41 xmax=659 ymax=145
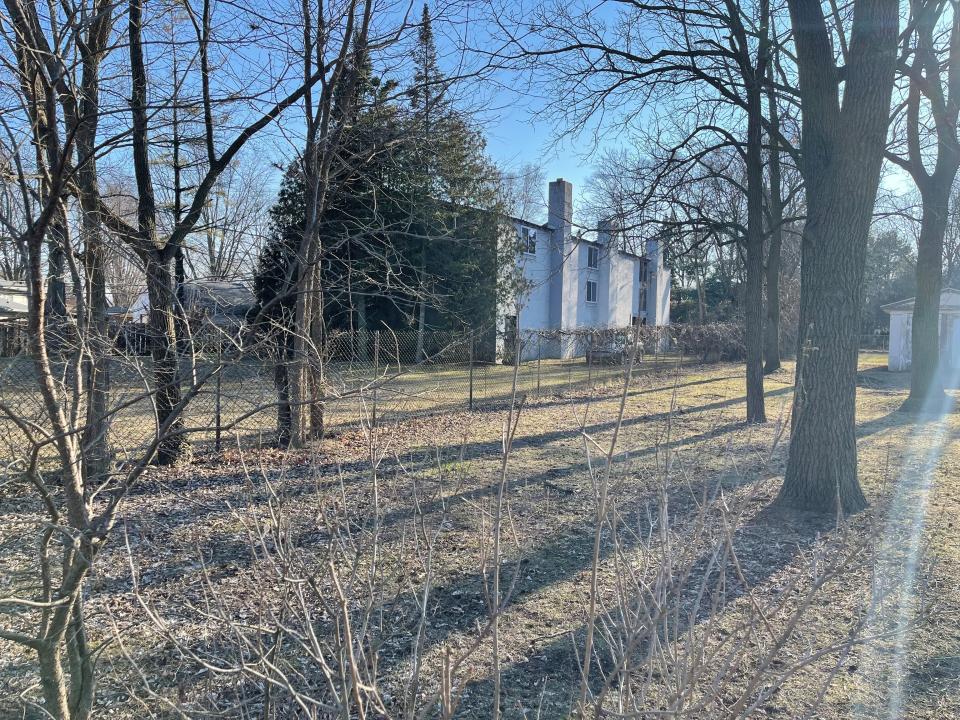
xmin=524 ymin=228 xmax=537 ymax=255
xmin=586 ymin=280 xmax=598 ymax=303
xmin=587 ymin=245 xmax=599 ymax=269
xmin=639 ymin=258 xmax=649 ymax=284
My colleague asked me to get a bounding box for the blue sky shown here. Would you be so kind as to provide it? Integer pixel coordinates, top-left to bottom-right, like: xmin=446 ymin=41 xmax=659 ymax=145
xmin=484 ymin=108 xmax=603 ymax=206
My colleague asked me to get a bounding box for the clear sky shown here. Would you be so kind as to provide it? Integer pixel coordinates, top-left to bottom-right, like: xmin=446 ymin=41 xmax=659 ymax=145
xmin=482 ymin=105 xmax=602 ymax=200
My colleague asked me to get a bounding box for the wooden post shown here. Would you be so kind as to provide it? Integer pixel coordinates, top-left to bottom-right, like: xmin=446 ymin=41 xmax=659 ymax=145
xmin=373 ymin=329 xmax=380 ymax=428
xmin=215 ymin=337 xmax=222 ymax=452
xmin=469 ymin=334 xmax=475 ymax=410
xmin=536 ymin=333 xmax=542 ymax=398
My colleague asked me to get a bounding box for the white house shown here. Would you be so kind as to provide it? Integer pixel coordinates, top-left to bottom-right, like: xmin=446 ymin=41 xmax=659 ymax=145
xmin=501 ymin=178 xmax=671 ymax=359
xmin=882 ymin=288 xmax=960 ymax=371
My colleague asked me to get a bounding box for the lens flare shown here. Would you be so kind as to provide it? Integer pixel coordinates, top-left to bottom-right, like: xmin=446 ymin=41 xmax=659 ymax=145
xmin=860 ymin=362 xmax=956 ymax=718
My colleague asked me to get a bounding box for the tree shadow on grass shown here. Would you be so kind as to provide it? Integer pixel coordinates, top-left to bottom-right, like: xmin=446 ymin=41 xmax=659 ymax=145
xmin=452 ymin=500 xmax=837 ymax=718
xmin=93 ymin=383 xmax=793 ymax=595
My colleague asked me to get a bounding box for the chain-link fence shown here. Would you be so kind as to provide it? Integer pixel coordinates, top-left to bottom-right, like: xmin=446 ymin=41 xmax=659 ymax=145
xmin=0 ymin=325 xmax=688 ymax=463
xmin=859 ymin=333 xmax=890 ymax=352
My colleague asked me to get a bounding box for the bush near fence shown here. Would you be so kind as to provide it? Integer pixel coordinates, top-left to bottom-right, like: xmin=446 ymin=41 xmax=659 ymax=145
xmin=670 ymin=322 xmax=746 ymax=362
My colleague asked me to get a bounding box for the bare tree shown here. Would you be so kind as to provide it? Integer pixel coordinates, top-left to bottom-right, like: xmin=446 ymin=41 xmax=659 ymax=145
xmin=489 ymin=0 xmax=803 ymax=423
xmin=887 ymin=0 xmax=960 ymax=408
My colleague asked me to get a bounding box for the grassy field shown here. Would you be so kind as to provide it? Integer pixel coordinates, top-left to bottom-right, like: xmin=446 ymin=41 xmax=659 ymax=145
xmin=1 ymin=352 xmax=958 ymax=717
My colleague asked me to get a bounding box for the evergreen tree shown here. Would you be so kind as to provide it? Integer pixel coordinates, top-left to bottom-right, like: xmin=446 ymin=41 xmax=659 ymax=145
xmin=249 ymin=166 xmax=304 ymax=445
xmin=253 ymin=5 xmax=507 ymax=371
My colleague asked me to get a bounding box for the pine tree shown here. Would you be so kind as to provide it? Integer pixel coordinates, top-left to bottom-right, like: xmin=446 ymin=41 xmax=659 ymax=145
xmin=249 ymin=166 xmax=304 ymax=446
xmin=253 ymin=6 xmax=507 ymax=375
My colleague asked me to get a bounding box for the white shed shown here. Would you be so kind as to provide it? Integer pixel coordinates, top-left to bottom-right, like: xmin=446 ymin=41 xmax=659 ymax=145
xmin=882 ymin=288 xmax=960 ymax=372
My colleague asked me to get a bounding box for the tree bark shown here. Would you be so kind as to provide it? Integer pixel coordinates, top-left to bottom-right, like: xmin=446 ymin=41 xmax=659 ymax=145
xmin=275 ymin=329 xmax=292 ymax=448
xmin=744 ymin=75 xmax=767 ymax=423
xmin=779 ymin=0 xmax=898 ymax=514
xmin=129 ymin=0 xmax=188 ymax=464
xmin=906 ymin=185 xmax=950 ymax=405
xmin=37 ymin=640 xmax=71 ymax=720
xmin=145 ymin=250 xmax=188 ymax=464
xmin=763 ymin=225 xmax=783 ymax=373
xmin=763 ymin=67 xmax=784 ymax=374
xmin=899 ymin=1 xmax=960 ymax=407
xmin=75 ymin=115 xmax=111 ymax=486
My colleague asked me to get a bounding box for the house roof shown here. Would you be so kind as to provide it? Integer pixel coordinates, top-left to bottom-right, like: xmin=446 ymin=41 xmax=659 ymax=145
xmin=510 ymin=215 xmax=552 ymax=232
xmin=881 ymin=288 xmax=960 ymax=313
xmin=181 ymin=280 xmax=254 ymax=311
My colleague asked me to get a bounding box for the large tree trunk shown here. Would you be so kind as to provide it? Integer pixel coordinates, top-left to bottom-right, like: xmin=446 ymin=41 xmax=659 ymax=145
xmin=274 ymin=328 xmax=292 ymax=448
xmin=308 ymin=284 xmax=325 ymax=440
xmin=780 ymin=205 xmax=870 ymax=513
xmin=415 ymin=292 xmax=427 ymax=362
xmin=145 ymin=250 xmax=188 ymax=465
xmin=46 ymin=235 xmax=66 ymax=323
xmin=744 ymin=71 xmax=767 ymax=423
xmin=696 ymin=276 xmax=706 ymax=324
xmin=763 ymin=228 xmax=783 ymax=373
xmin=906 ymin=186 xmax=950 ymax=406
xmin=778 ymin=0 xmax=897 ymax=514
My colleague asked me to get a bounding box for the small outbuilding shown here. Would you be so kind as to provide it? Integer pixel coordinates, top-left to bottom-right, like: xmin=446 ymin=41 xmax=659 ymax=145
xmin=129 ymin=279 xmax=254 ymax=330
xmin=882 ymin=288 xmax=960 ymax=372
xmin=0 ymin=279 xmax=28 ymax=321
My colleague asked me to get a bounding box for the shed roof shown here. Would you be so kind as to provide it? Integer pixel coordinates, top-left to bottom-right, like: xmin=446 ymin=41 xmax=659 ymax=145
xmin=181 ymin=280 xmax=254 ymax=311
xmin=881 ymin=288 xmax=960 ymax=313
xmin=0 ymin=280 xmax=28 ymax=317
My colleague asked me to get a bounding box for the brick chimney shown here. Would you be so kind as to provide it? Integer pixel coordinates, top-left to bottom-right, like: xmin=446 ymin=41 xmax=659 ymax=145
xmin=547 ymin=179 xmax=574 ymax=330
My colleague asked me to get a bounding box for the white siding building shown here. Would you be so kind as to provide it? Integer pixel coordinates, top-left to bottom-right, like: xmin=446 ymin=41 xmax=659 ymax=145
xmin=500 ymin=178 xmax=671 ymax=359
xmin=883 ymin=288 xmax=960 ymax=372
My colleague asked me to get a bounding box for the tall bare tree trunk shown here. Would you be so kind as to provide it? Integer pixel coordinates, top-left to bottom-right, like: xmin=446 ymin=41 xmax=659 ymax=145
xmin=907 ymin=186 xmax=951 ymax=404
xmin=899 ymin=1 xmax=960 ymax=407
xmin=740 ymin=0 xmax=769 ymax=424
xmin=75 ymin=97 xmax=111 ymax=485
xmin=129 ymin=0 xmax=189 ymax=465
xmin=290 ymin=158 xmax=323 ymax=447
xmin=763 ymin=65 xmax=784 ymax=374
xmin=744 ymin=78 xmax=767 ymax=423
xmin=145 ymin=249 xmax=188 ymax=464
xmin=275 ymin=328 xmax=293 ymax=447
xmin=778 ymin=0 xmax=897 ymax=513
xmin=46 ymin=235 xmax=66 ymax=322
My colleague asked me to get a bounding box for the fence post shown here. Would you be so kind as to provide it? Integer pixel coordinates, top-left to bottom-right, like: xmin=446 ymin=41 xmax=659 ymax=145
xmin=588 ymin=333 xmax=593 ymax=385
xmin=468 ymin=334 xmax=475 ymax=411
xmin=536 ymin=333 xmax=542 ymax=398
xmin=215 ymin=337 xmax=222 ymax=452
xmin=373 ymin=330 xmax=380 ymax=427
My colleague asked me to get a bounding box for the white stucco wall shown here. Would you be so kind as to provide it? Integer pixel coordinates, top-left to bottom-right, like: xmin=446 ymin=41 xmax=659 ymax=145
xmin=888 ymin=312 xmax=910 ymax=372
xmin=608 ymin=251 xmax=639 ymax=328
xmin=499 ymin=179 xmax=672 ymax=361
xmin=512 ymin=223 xmax=553 ymax=331
xmin=578 ymin=243 xmax=602 ymax=329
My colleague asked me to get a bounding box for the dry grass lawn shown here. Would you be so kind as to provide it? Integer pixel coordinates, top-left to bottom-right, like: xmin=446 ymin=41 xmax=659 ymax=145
xmin=1 ymin=353 xmax=958 ymax=718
